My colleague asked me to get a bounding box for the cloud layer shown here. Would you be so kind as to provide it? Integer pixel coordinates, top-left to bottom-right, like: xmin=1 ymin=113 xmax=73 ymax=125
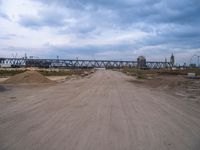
xmin=0 ymin=0 xmax=200 ymax=64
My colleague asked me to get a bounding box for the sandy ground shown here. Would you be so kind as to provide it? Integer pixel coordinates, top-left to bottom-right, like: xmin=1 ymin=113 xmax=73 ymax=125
xmin=0 ymin=76 xmax=79 ymax=83
xmin=0 ymin=70 xmax=200 ymax=150
xmin=47 ymin=76 xmax=67 ymax=80
xmin=127 ymin=74 xmax=200 ymax=103
xmin=0 ymin=78 xmax=8 ymax=82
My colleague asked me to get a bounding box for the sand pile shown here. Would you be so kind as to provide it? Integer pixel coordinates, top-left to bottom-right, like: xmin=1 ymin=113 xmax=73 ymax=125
xmin=129 ymin=75 xmax=185 ymax=88
xmin=3 ymin=70 xmax=53 ymax=84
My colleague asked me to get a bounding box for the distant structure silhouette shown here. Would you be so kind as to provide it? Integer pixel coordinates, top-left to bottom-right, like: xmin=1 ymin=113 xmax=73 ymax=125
xmin=170 ymin=53 xmax=175 ymax=66
xmin=137 ymin=56 xmax=146 ymax=68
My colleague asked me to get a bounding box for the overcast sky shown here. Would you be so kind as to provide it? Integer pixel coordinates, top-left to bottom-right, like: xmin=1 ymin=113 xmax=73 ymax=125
xmin=0 ymin=0 xmax=200 ymax=64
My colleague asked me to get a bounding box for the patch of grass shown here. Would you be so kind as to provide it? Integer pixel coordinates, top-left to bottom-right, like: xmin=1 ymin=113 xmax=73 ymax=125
xmin=0 ymin=69 xmax=27 ymax=77
xmin=0 ymin=68 xmax=93 ymax=77
xmin=38 ymin=70 xmax=72 ymax=76
xmin=39 ymin=69 xmax=92 ymax=76
xmin=137 ymin=74 xmax=147 ymax=80
xmin=122 ymin=68 xmax=200 ymax=77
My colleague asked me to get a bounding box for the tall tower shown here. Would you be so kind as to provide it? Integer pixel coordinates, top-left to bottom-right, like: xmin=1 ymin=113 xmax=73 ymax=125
xmin=137 ymin=56 xmax=146 ymax=68
xmin=170 ymin=53 xmax=175 ymax=66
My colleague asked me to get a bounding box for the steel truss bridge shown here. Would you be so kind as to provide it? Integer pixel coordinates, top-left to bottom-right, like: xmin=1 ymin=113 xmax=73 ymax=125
xmin=0 ymin=58 xmax=173 ymax=69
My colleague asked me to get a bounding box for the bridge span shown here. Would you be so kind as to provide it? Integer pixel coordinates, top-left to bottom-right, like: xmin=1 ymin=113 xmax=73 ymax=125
xmin=0 ymin=58 xmax=173 ymax=69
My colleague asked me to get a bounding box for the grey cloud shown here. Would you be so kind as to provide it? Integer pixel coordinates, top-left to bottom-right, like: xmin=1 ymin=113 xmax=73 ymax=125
xmin=57 ymin=24 xmax=97 ymax=39
xmin=0 ymin=11 xmax=9 ymax=20
xmin=35 ymin=0 xmax=200 ymax=25
xmin=0 ymin=0 xmax=9 ymax=20
xmin=0 ymin=34 xmax=16 ymax=40
xmin=19 ymin=9 xmax=67 ymax=28
xmin=15 ymin=0 xmax=200 ymax=63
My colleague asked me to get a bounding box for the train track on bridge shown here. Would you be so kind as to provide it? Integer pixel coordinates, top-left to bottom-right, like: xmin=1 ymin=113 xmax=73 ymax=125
xmin=0 ymin=58 xmax=173 ymax=69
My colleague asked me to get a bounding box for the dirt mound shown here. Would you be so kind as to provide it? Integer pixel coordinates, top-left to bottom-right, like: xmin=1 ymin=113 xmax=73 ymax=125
xmin=129 ymin=75 xmax=186 ymax=88
xmin=3 ymin=70 xmax=53 ymax=84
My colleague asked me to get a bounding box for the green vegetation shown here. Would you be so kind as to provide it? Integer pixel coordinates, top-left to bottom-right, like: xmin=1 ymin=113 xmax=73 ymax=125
xmin=0 ymin=69 xmax=26 ymax=77
xmin=0 ymin=69 xmax=92 ymax=77
xmin=38 ymin=69 xmax=91 ymax=76
xmin=122 ymin=68 xmax=200 ymax=79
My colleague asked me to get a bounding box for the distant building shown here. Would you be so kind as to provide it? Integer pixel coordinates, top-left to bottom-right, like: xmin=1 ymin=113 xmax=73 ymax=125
xmin=137 ymin=56 xmax=146 ymax=68
xmin=170 ymin=53 xmax=175 ymax=66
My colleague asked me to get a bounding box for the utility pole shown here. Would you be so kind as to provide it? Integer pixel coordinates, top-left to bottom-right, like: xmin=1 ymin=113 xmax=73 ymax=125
xmin=190 ymin=54 xmax=200 ymax=68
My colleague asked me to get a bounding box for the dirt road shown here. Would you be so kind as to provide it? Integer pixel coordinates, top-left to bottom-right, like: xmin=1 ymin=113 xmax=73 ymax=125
xmin=1 ymin=70 xmax=200 ymax=150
